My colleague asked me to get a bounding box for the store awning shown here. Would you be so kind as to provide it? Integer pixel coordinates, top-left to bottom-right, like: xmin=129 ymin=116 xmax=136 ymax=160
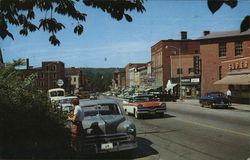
xmin=214 ymin=74 xmax=250 ymax=85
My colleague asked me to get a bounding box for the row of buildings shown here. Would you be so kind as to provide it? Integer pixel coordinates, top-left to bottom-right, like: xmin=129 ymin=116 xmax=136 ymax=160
xmin=111 ymin=30 xmax=250 ymax=103
xmin=0 ymin=50 xmax=86 ymax=95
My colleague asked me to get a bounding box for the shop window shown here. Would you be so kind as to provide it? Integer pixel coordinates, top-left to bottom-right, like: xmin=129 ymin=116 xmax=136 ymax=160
xmin=219 ymin=66 xmax=222 ymax=80
xmin=219 ymin=42 xmax=226 ymax=57
xmin=177 ymin=68 xmax=183 ymax=74
xmin=235 ymin=41 xmax=243 ymax=56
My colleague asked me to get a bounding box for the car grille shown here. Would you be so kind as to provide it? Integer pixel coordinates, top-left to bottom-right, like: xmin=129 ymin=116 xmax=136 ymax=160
xmin=83 ymin=133 xmax=130 ymax=144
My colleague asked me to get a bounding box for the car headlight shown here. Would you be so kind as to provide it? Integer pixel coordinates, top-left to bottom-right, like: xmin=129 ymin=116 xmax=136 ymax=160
xmin=137 ymin=104 xmax=144 ymax=109
xmin=160 ymin=103 xmax=166 ymax=108
xmin=127 ymin=126 xmax=136 ymax=137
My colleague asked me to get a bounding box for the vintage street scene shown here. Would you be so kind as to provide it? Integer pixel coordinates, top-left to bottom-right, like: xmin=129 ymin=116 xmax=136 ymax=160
xmin=0 ymin=0 xmax=249 ymax=159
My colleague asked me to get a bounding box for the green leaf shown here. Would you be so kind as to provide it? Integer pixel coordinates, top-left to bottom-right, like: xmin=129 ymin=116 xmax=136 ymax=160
xmin=207 ymin=0 xmax=223 ymax=14
xmin=124 ymin=14 xmax=132 ymax=22
xmin=224 ymin=0 xmax=237 ymax=8
xmin=240 ymin=16 xmax=250 ymax=32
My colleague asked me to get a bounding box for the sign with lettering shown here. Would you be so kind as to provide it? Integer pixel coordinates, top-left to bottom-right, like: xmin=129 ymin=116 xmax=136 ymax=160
xmin=228 ymin=60 xmax=248 ymax=71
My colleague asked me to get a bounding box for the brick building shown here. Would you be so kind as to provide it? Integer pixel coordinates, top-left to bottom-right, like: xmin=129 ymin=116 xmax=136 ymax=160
xmin=117 ymin=71 xmax=126 ymax=89
xmin=125 ymin=63 xmax=147 ymax=88
xmin=151 ymin=31 xmax=200 ymax=94
xmin=199 ymin=30 xmax=250 ymax=103
xmin=21 ymin=60 xmax=66 ymax=92
xmin=170 ymin=53 xmax=201 ymax=98
xmin=65 ymin=67 xmax=85 ymax=94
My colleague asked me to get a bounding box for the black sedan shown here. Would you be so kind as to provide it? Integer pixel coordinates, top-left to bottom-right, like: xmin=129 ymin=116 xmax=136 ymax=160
xmin=199 ymin=92 xmax=230 ymax=109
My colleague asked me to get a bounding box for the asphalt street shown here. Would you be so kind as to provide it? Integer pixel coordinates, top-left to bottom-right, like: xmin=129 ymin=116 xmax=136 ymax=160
xmin=91 ymin=96 xmax=250 ymax=160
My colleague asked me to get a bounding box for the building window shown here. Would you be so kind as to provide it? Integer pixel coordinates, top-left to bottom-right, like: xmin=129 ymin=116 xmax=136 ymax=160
xmin=53 ymin=73 xmax=57 ymax=79
xmin=177 ymin=68 xmax=183 ymax=74
xmin=46 ymin=66 xmax=49 ymax=71
xmin=188 ymin=68 xmax=194 ymax=74
xmin=219 ymin=66 xmax=222 ymax=80
xmin=74 ymin=77 xmax=76 ymax=82
xmin=40 ymin=73 xmax=44 ymax=79
xmin=235 ymin=41 xmax=243 ymax=56
xmin=52 ymin=65 xmax=57 ymax=71
xmin=219 ymin=42 xmax=226 ymax=57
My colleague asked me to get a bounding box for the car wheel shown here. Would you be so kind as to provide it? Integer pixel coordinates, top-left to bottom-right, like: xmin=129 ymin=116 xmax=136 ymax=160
xmin=201 ymin=102 xmax=204 ymax=107
xmin=158 ymin=112 xmax=164 ymax=118
xmin=134 ymin=110 xmax=141 ymax=119
xmin=224 ymin=105 xmax=229 ymax=109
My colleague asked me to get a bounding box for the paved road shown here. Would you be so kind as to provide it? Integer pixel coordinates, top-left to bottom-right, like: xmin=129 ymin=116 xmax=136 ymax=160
xmin=92 ymin=96 xmax=250 ymax=160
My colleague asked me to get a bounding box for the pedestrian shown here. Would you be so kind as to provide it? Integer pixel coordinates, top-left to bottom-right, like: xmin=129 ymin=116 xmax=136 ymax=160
xmin=68 ymin=98 xmax=84 ymax=151
xmin=226 ymin=88 xmax=232 ymax=105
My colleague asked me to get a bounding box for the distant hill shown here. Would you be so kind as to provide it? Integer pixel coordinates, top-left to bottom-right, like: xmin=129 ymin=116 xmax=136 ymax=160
xmin=78 ymin=68 xmax=124 ymax=74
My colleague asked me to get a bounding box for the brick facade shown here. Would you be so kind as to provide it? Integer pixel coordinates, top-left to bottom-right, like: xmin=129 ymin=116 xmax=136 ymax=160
xmin=199 ymin=30 xmax=250 ymax=103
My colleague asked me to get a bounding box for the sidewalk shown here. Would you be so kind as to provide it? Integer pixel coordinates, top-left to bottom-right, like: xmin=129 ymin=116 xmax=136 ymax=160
xmin=176 ymin=99 xmax=250 ymax=111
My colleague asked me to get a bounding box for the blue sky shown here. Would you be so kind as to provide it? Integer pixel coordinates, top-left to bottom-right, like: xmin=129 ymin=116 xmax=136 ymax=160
xmin=1 ymin=0 xmax=249 ymax=68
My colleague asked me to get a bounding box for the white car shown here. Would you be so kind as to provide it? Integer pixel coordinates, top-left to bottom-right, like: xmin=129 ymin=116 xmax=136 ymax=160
xmin=57 ymin=96 xmax=78 ymax=112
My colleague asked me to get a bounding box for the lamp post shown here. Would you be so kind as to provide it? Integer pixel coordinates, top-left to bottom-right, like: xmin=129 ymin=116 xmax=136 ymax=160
xmin=165 ymin=45 xmax=182 ymax=100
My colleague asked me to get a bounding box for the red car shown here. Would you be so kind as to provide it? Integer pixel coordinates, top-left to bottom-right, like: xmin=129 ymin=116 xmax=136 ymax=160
xmin=122 ymin=95 xmax=167 ymax=119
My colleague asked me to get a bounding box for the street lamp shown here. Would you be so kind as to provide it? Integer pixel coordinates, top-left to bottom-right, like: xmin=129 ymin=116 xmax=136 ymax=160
xmin=165 ymin=45 xmax=182 ymax=100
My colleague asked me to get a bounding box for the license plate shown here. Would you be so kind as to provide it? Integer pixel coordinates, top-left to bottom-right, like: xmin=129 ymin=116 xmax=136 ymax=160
xmin=101 ymin=143 xmax=113 ymax=150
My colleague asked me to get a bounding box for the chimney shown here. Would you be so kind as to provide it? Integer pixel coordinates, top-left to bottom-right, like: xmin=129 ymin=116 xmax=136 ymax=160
xmin=203 ymin=30 xmax=210 ymax=36
xmin=26 ymin=58 xmax=29 ymax=69
xmin=181 ymin=31 xmax=187 ymax=40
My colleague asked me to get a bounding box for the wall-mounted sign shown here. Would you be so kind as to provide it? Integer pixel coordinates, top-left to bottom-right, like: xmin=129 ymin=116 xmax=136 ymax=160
xmin=191 ymin=78 xmax=200 ymax=83
xmin=228 ymin=60 xmax=248 ymax=71
xmin=57 ymin=79 xmax=64 ymax=87
xmin=181 ymin=79 xmax=190 ymax=83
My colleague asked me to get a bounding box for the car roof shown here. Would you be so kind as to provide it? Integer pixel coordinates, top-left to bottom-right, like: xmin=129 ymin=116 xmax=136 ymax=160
xmin=79 ymin=99 xmax=118 ymax=107
xmin=131 ymin=95 xmax=154 ymax=98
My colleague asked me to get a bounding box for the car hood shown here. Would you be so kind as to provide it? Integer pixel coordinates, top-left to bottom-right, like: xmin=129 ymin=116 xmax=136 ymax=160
xmin=134 ymin=101 xmax=162 ymax=107
xmin=82 ymin=115 xmax=126 ymax=135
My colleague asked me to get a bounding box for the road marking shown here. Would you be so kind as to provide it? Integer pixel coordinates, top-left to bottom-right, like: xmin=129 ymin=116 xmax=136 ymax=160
xmin=175 ymin=118 xmax=250 ymax=138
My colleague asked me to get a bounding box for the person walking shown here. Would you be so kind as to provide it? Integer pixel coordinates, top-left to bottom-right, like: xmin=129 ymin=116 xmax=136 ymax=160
xmin=68 ymin=98 xmax=84 ymax=151
xmin=226 ymin=88 xmax=232 ymax=105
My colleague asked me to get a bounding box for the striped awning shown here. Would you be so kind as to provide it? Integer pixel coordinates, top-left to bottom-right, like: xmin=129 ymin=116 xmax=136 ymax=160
xmin=214 ymin=74 xmax=250 ymax=85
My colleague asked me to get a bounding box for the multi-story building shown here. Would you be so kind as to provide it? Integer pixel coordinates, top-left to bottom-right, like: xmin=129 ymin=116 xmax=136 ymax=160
xmin=65 ymin=67 xmax=85 ymax=94
xmin=21 ymin=59 xmax=65 ymax=92
xmin=125 ymin=63 xmax=147 ymax=88
xmin=170 ymin=53 xmax=201 ymax=98
xmin=117 ymin=71 xmax=126 ymax=89
xmin=199 ymin=30 xmax=250 ymax=103
xmin=151 ymin=31 xmax=200 ymax=95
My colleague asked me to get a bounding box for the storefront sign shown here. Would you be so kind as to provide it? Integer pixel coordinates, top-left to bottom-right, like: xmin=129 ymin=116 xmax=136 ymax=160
xmin=181 ymin=79 xmax=190 ymax=83
xmin=228 ymin=60 xmax=248 ymax=71
xmin=191 ymin=78 xmax=200 ymax=83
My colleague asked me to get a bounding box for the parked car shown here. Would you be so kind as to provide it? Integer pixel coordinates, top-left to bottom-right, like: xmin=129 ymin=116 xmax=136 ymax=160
xmin=199 ymin=92 xmax=230 ymax=108
xmin=123 ymin=95 xmax=167 ymax=118
xmin=68 ymin=99 xmax=137 ymax=154
xmin=57 ymin=96 xmax=78 ymax=112
xmin=89 ymin=93 xmax=97 ymax=100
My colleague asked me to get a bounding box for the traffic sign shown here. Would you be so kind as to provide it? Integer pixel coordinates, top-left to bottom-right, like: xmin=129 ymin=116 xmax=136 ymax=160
xmin=57 ymin=79 xmax=64 ymax=87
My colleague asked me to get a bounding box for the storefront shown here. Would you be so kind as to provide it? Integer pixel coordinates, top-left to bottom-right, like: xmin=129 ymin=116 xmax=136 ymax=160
xmin=214 ymin=57 xmax=250 ymax=104
xmin=171 ymin=77 xmax=201 ymax=99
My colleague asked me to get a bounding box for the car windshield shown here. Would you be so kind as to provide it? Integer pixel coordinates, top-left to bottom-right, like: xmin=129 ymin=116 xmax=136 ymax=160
xmin=60 ymin=98 xmax=73 ymax=104
xmin=133 ymin=96 xmax=156 ymax=102
xmin=50 ymin=91 xmax=64 ymax=97
xmin=208 ymin=92 xmax=225 ymax=97
xmin=82 ymin=104 xmax=120 ymax=117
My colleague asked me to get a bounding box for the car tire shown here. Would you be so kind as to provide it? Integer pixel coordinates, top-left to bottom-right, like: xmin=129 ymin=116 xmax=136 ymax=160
xmin=158 ymin=112 xmax=164 ymax=118
xmin=134 ymin=110 xmax=141 ymax=119
xmin=201 ymin=102 xmax=204 ymax=107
